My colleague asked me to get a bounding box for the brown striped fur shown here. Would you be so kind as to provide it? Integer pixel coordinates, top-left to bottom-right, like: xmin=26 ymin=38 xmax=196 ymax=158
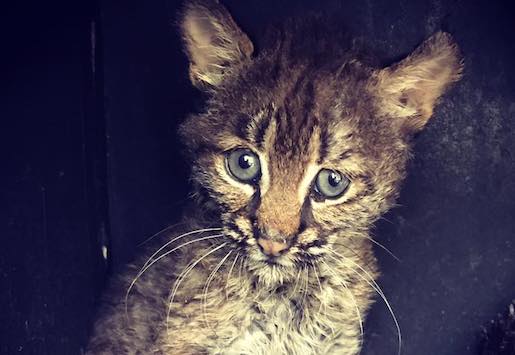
xmin=87 ymin=1 xmax=462 ymax=354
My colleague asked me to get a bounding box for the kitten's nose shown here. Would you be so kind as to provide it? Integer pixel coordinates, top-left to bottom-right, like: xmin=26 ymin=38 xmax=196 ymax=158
xmin=257 ymin=238 xmax=289 ymax=257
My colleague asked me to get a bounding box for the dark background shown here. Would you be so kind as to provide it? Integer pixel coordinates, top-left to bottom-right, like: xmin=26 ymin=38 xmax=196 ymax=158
xmin=1 ymin=0 xmax=514 ymax=354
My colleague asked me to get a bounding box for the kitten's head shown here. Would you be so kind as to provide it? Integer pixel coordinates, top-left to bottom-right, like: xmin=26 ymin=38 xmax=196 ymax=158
xmin=178 ymin=0 xmax=462 ymax=284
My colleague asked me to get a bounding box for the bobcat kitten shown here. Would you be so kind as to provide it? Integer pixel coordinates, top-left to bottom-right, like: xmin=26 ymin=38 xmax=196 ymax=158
xmin=87 ymin=0 xmax=462 ymax=354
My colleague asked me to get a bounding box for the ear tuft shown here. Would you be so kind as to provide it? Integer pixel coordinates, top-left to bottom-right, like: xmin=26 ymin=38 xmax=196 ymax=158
xmin=179 ymin=0 xmax=253 ymax=89
xmin=375 ymin=32 xmax=464 ymax=132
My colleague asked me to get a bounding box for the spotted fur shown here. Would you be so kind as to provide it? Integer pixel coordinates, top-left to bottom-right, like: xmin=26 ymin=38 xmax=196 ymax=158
xmin=87 ymin=1 xmax=462 ymax=354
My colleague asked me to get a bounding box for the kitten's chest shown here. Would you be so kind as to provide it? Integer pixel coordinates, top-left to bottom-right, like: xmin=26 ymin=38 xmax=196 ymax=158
xmin=222 ymin=298 xmax=311 ymax=354
xmin=163 ymin=259 xmax=363 ymax=354
xmin=216 ymin=295 xmax=343 ymax=355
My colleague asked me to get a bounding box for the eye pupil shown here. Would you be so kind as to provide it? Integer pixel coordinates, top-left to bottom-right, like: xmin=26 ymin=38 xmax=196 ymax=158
xmin=239 ymin=154 xmax=253 ymax=169
xmin=328 ymin=172 xmax=341 ymax=187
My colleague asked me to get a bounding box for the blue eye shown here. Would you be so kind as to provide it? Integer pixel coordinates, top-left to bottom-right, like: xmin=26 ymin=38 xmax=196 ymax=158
xmin=314 ymin=169 xmax=350 ymax=199
xmin=226 ymin=149 xmax=261 ymax=183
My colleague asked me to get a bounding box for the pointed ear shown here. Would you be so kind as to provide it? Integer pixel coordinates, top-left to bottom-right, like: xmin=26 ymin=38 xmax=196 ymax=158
xmin=374 ymin=32 xmax=463 ymax=133
xmin=179 ymin=0 xmax=254 ymax=89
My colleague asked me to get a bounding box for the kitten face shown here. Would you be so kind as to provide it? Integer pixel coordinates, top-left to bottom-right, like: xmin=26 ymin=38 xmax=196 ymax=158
xmin=181 ymin=65 xmax=407 ymax=283
xmin=179 ymin=0 xmax=462 ymax=284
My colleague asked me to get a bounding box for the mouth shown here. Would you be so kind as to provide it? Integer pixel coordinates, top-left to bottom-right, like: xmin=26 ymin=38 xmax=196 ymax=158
xmin=254 ymin=251 xmax=297 ymax=271
xmin=248 ymin=255 xmax=306 ymax=287
xmin=263 ymin=257 xmax=280 ymax=266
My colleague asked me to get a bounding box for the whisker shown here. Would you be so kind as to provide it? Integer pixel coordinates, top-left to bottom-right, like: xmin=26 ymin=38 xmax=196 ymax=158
xmin=291 ymin=266 xmax=303 ymax=295
xmin=311 ymin=264 xmax=335 ymax=338
xmin=253 ymin=283 xmax=274 ymax=306
xmin=329 ymin=241 xmax=363 ymax=260
xmin=329 ymin=241 xmax=378 ymax=270
xmin=312 ymin=265 xmax=325 ymax=315
xmin=320 ymin=259 xmax=364 ymax=343
xmin=348 ymin=234 xmax=400 ymax=262
xmin=202 ymin=250 xmax=233 ymax=331
xmin=166 ymin=242 xmax=229 ymax=337
xmin=301 ymin=266 xmax=310 ymax=321
xmin=167 ymin=259 xmax=201 ymax=306
xmin=237 ymin=254 xmax=245 ymax=281
xmin=225 ymin=252 xmax=240 ymax=299
xmin=142 ymin=227 xmax=223 ymax=269
xmin=125 ymin=233 xmax=223 ymax=320
xmin=137 ymin=221 xmax=186 ymax=247
xmin=327 ymin=251 xmax=402 ymax=355
xmin=301 ymin=266 xmax=309 ymax=308
xmin=238 ymin=256 xmax=252 ymax=299
xmin=379 ymin=215 xmax=396 ymax=225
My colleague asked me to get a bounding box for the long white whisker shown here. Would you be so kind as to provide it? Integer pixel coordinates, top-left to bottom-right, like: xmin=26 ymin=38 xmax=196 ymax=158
xmin=300 ymin=266 xmax=310 ymax=321
xmin=320 ymin=259 xmax=364 ymax=343
xmin=312 ymin=264 xmax=335 ymax=338
xmin=169 ymin=258 xmax=198 ymax=300
xmin=330 ymin=241 xmax=363 ymax=260
xmin=348 ymin=234 xmax=400 ymax=262
xmin=125 ymin=233 xmax=223 ymax=320
xmin=202 ymin=250 xmax=233 ymax=331
xmin=225 ymin=252 xmax=240 ymax=299
xmin=312 ymin=265 xmax=325 ymax=315
xmin=142 ymin=227 xmax=222 ymax=269
xmin=327 ymin=251 xmax=402 ymax=355
xmin=238 ymin=254 xmax=245 ymax=281
xmin=166 ymin=242 xmax=229 ymax=337
xmin=292 ymin=266 xmax=303 ymax=295
xmin=301 ymin=266 xmax=309 ymax=308
xmin=329 ymin=249 xmax=386 ymax=298
xmin=137 ymin=221 xmax=186 ymax=247
xmin=168 ymin=255 xmax=206 ymax=306
xmin=253 ymin=282 xmax=274 ymax=306
xmin=238 ymin=256 xmax=251 ymax=299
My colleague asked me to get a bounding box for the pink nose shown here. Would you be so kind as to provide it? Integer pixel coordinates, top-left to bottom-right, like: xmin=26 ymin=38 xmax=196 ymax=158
xmin=257 ymin=238 xmax=289 ymax=257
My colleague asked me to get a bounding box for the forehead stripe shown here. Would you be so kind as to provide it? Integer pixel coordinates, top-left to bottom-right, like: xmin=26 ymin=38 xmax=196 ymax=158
xmin=253 ymin=112 xmax=273 ymax=148
xmin=234 ymin=114 xmax=252 ymax=140
xmin=317 ymin=125 xmax=329 ymax=164
xmin=339 ymin=149 xmax=353 ymax=160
